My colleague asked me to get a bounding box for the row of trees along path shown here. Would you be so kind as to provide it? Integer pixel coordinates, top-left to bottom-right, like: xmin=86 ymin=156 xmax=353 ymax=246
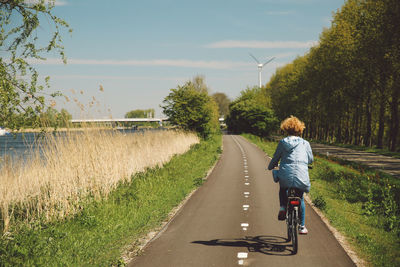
xmin=267 ymin=0 xmax=400 ymax=152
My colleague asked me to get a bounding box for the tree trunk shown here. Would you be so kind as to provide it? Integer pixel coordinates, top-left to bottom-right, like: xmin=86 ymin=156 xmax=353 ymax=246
xmin=364 ymin=94 xmax=372 ymax=146
xmin=377 ymin=96 xmax=386 ymax=148
xmin=390 ymin=80 xmax=399 ymax=151
xmin=344 ymin=109 xmax=350 ymax=144
xmin=325 ymin=126 xmax=329 ymax=142
xmin=336 ymin=120 xmax=342 ymax=143
xmin=354 ymin=107 xmax=360 ymax=145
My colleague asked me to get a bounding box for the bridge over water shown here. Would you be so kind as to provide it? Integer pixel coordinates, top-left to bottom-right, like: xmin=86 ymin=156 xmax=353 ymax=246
xmin=70 ymin=118 xmax=225 ymax=127
xmin=70 ymin=118 xmax=168 ymax=127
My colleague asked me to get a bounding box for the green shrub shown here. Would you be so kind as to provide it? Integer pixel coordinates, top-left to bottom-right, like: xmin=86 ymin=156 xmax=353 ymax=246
xmin=313 ymin=194 xmax=327 ymax=211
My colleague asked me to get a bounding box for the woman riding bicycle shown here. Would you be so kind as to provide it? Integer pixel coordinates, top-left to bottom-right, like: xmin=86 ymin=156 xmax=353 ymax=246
xmin=268 ymin=116 xmax=313 ymax=234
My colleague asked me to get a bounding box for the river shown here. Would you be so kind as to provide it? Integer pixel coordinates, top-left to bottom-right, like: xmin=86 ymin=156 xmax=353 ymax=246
xmin=0 ymin=128 xmax=161 ymax=164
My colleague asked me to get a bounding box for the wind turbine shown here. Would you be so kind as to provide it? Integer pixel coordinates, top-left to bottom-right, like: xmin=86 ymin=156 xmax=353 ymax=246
xmin=249 ymin=53 xmax=275 ymax=88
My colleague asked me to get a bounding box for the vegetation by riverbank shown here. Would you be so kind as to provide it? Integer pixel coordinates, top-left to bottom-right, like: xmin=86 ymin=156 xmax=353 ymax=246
xmin=0 ymin=133 xmax=222 ymax=266
xmin=242 ymin=134 xmax=400 ymax=267
xmin=0 ymin=129 xmax=199 ymax=232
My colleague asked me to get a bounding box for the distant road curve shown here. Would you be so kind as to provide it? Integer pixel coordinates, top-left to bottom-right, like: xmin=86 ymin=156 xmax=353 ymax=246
xmin=311 ymin=143 xmax=400 ymax=178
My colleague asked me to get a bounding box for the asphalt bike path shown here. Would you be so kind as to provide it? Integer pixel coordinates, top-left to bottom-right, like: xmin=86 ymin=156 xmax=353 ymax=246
xmin=128 ymin=135 xmax=355 ymax=267
xmin=311 ymin=143 xmax=400 ymax=178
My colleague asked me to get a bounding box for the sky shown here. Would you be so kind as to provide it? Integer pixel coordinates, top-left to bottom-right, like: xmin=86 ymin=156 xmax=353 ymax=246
xmin=18 ymin=0 xmax=345 ymax=119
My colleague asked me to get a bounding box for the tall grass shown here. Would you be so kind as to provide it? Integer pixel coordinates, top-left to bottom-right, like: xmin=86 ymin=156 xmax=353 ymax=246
xmin=0 ymin=134 xmax=222 ymax=266
xmin=0 ymin=129 xmax=199 ymax=232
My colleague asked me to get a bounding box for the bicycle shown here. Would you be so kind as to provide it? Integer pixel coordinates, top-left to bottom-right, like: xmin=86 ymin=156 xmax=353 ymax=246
xmin=285 ymin=187 xmax=303 ymax=254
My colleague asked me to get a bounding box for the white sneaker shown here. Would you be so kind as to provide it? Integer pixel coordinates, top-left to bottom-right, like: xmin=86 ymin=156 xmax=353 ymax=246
xmin=299 ymin=225 xmax=308 ymax=234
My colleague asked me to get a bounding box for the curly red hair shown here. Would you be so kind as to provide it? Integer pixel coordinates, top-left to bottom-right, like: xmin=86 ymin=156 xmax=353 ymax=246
xmin=280 ymin=116 xmax=305 ymax=136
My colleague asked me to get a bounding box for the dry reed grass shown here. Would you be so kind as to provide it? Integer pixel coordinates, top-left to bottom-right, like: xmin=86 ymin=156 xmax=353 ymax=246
xmin=0 ymin=129 xmax=199 ymax=232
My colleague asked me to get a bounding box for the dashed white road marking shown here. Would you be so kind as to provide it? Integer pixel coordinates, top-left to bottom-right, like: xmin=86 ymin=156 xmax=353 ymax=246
xmin=245 ymin=182 xmax=250 ymax=185
xmin=237 ymin=252 xmax=248 ymax=259
xmin=241 ymin=223 xmax=249 ymax=231
xmin=237 ymin=252 xmax=248 ymax=265
xmin=245 ymin=175 xmax=249 ymax=178
xmin=243 ymin=204 xmax=249 ymax=211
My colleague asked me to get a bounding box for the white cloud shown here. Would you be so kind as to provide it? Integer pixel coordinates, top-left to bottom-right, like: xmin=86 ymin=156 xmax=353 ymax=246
xmin=24 ymin=0 xmax=67 ymax=6
xmin=206 ymin=40 xmax=318 ymax=49
xmin=54 ymin=0 xmax=67 ymax=6
xmin=274 ymin=52 xmax=297 ymax=59
xmin=49 ymin=75 xmax=187 ymax=81
xmin=27 ymin=58 xmax=254 ymax=69
xmin=266 ymin=10 xmax=294 ymax=15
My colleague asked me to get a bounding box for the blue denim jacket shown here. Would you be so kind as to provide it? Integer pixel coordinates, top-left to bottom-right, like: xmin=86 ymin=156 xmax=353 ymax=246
xmin=268 ymin=136 xmax=313 ymax=192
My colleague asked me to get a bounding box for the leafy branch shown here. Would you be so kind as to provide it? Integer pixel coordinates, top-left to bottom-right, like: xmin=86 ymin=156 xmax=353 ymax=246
xmin=0 ymin=0 xmax=71 ymax=129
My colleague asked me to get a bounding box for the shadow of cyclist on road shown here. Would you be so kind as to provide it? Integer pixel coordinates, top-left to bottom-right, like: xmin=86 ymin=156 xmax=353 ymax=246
xmin=192 ymin=235 xmax=296 ymax=256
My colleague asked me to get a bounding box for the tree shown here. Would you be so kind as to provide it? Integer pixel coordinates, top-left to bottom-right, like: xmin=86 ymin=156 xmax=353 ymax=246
xmin=265 ymin=0 xmax=400 ymax=151
xmin=226 ymin=87 xmax=278 ymax=136
xmin=0 ymin=0 xmax=70 ymax=130
xmin=125 ymin=109 xmax=155 ymax=118
xmin=39 ymin=107 xmax=72 ymax=128
xmin=125 ymin=108 xmax=157 ymax=127
xmin=162 ymin=80 xmax=219 ymax=139
xmin=191 ymin=75 xmax=209 ymax=94
xmin=212 ymin=92 xmax=230 ymax=117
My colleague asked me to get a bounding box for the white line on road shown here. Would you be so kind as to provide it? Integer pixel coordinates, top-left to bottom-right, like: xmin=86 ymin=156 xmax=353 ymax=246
xmin=237 ymin=252 xmax=248 ymax=265
xmin=237 ymin=252 xmax=248 ymax=259
xmin=241 ymin=223 xmax=249 ymax=231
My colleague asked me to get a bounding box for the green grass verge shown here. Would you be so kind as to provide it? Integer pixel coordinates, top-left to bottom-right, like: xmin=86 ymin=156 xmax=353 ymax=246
xmin=241 ymin=133 xmax=277 ymax=156
xmin=242 ymin=134 xmax=400 ymax=267
xmin=0 ymin=134 xmax=222 ymax=266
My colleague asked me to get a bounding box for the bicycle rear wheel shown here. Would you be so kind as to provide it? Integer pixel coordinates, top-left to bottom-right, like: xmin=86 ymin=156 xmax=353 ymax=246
xmin=291 ymin=208 xmax=298 ymax=254
xmin=286 ymin=210 xmax=292 ymax=241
